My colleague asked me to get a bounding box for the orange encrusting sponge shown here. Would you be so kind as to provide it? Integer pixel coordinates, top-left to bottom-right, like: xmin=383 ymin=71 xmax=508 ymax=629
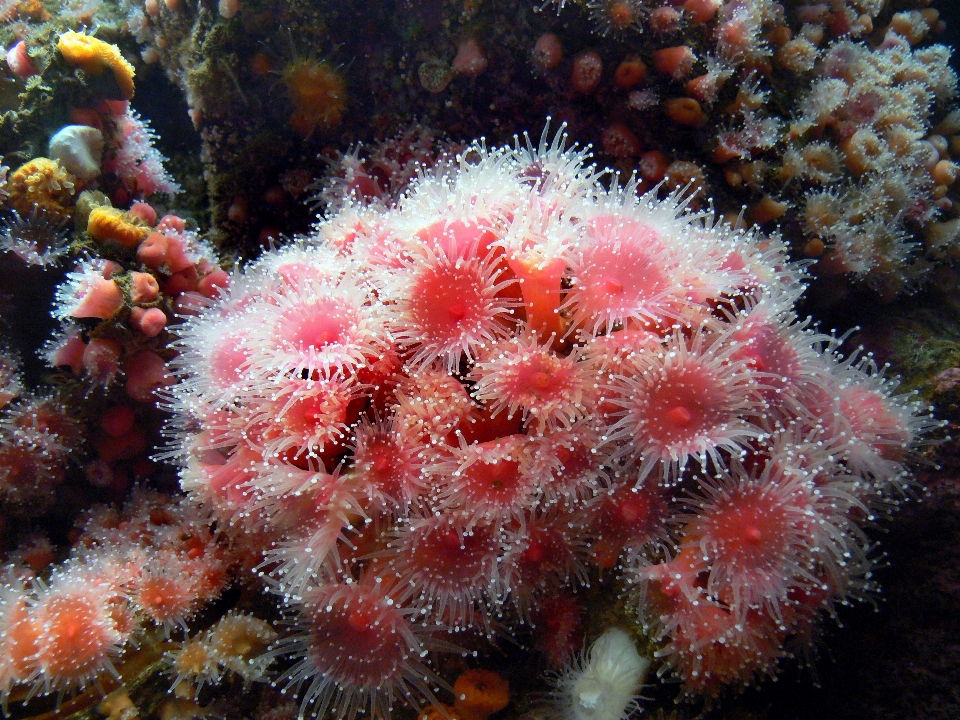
xmin=420 ymin=669 xmax=510 ymax=720
xmin=58 ymin=31 xmax=136 ymax=99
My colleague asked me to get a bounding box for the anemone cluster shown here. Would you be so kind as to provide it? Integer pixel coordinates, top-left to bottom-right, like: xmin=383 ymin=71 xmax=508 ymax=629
xmin=0 ymin=348 xmax=82 ymax=514
xmin=538 ymin=0 xmax=960 ymax=298
xmin=789 ymin=32 xmax=958 ymax=293
xmin=163 ymin=127 xmax=932 ymax=718
xmin=0 ymin=491 xmax=230 ymax=706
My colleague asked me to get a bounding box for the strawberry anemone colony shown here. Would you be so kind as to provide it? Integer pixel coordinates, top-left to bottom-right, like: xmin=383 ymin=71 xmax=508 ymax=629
xmin=165 ymin=130 xmax=931 ymax=717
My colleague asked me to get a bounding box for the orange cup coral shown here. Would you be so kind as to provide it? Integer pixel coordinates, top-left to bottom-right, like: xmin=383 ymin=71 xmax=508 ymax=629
xmin=453 ymin=669 xmax=510 ymax=720
xmin=87 ymin=206 xmax=151 ymax=249
xmin=7 ymin=158 xmax=77 ymax=221
xmin=421 ymin=669 xmax=510 ymax=720
xmin=58 ymin=31 xmax=135 ymax=99
xmin=282 ymin=58 xmax=346 ymax=137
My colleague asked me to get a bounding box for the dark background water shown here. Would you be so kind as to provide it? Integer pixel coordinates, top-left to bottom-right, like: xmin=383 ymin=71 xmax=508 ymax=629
xmin=939 ymin=0 xmax=960 ymax=69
